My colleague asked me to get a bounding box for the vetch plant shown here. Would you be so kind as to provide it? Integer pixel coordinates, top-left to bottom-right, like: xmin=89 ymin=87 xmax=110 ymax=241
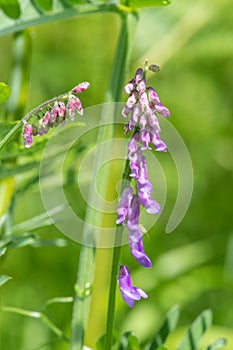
xmin=115 ymin=62 xmax=170 ymax=307
xmin=0 ymin=1 xmax=230 ymax=350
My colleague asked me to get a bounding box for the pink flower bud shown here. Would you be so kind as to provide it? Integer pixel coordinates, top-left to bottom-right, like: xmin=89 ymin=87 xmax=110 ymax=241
xmin=23 ymin=123 xmax=33 ymax=148
xmin=72 ymin=82 xmax=90 ymax=94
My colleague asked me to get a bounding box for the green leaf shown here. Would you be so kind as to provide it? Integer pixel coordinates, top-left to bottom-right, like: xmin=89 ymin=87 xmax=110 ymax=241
xmin=0 ymin=161 xmax=39 ymax=179
xmin=0 ymin=0 xmax=20 ymax=19
xmin=128 ymin=0 xmax=171 ymax=9
xmin=0 ymin=233 xmax=67 ymax=251
xmin=8 ymin=204 xmax=67 ymax=235
xmin=0 ymin=82 xmax=10 ymax=104
xmin=145 ymin=305 xmax=180 ymax=350
xmin=118 ymin=331 xmax=139 ymax=350
xmin=0 ymin=275 xmax=12 ymax=287
xmin=176 ymin=310 xmax=213 ymax=350
xmin=96 ymin=331 xmax=118 ymax=350
xmin=31 ymin=0 xmax=53 ymax=13
xmin=66 ymin=0 xmax=85 ymax=4
xmin=0 ymin=247 xmax=7 ymax=257
xmin=204 ymin=338 xmax=227 ymax=350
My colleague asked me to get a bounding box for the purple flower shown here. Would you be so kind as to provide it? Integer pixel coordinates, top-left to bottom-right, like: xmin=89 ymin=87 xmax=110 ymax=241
xmin=129 ymin=238 xmax=152 ymax=268
xmin=148 ymin=87 xmax=170 ymax=117
xmin=116 ymin=186 xmax=133 ymax=225
xmin=127 ymin=195 xmax=152 ymax=267
xmin=122 ymin=69 xmax=170 ymax=152
xmin=137 ymin=189 xmax=160 ymax=214
xmin=23 ymin=123 xmax=33 ymax=148
xmin=118 ymin=265 xmax=148 ymax=307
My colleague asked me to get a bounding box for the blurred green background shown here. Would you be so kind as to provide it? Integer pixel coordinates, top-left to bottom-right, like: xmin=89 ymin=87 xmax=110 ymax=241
xmin=0 ymin=0 xmax=233 ymax=349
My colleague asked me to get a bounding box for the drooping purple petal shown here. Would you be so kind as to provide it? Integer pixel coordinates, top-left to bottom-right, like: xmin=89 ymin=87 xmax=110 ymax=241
xmin=148 ymin=87 xmax=160 ymax=104
xmin=137 ymin=78 xmax=146 ymax=94
xmin=151 ymin=131 xmax=167 ymax=152
xmin=118 ymin=265 xmax=148 ymax=307
xmin=126 ymin=91 xmax=137 ymax=109
xmin=122 ymin=105 xmax=132 ymax=118
xmin=116 ymin=186 xmax=133 ymax=225
xmin=140 ymin=130 xmax=151 ymax=150
xmin=127 ymin=195 xmax=140 ymax=226
xmin=137 ymin=190 xmax=160 ymax=214
xmin=148 ymin=87 xmax=170 ymax=117
xmin=124 ymin=79 xmax=135 ymax=94
xmin=135 ymin=68 xmax=143 ymax=84
xmin=155 ymin=102 xmax=170 ymax=117
xmin=129 ymin=238 xmax=152 ymax=268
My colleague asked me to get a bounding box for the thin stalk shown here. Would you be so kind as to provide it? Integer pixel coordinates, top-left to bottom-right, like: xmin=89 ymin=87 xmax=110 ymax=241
xmin=104 ymin=160 xmax=131 ymax=350
xmin=70 ymin=11 xmax=138 ymax=350
xmin=0 ymin=307 xmax=69 ymax=341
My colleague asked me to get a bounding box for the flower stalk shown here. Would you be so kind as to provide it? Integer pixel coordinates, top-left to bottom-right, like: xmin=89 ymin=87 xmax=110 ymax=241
xmin=70 ymin=11 xmax=138 ymax=350
xmin=105 ymin=59 xmax=170 ymax=346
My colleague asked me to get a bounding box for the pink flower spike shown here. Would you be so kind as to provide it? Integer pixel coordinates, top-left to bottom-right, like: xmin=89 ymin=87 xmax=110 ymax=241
xmin=72 ymin=82 xmax=90 ymax=94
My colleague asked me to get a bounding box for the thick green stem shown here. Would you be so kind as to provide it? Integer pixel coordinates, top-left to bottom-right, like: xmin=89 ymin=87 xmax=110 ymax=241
xmin=5 ymin=30 xmax=32 ymax=122
xmin=70 ymin=11 xmax=137 ymax=350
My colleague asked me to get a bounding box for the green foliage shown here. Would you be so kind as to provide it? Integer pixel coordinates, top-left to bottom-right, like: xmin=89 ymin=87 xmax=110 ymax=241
xmin=0 ymin=0 xmax=170 ymax=37
xmin=0 ymin=82 xmax=10 ymax=104
xmin=204 ymin=338 xmax=228 ymax=350
xmin=31 ymin=0 xmax=53 ymax=13
xmin=0 ymin=274 xmax=12 ymax=287
xmin=0 ymin=0 xmax=20 ymax=19
xmin=176 ymin=310 xmax=213 ymax=350
xmin=96 ymin=330 xmax=119 ymax=350
xmin=128 ymin=0 xmax=171 ymax=9
xmin=145 ymin=305 xmax=180 ymax=350
xmin=118 ymin=331 xmax=139 ymax=350
xmin=0 ymin=306 xmax=69 ymax=341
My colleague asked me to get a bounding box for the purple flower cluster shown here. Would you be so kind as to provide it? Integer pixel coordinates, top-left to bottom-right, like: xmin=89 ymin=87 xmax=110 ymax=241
xmin=22 ymin=82 xmax=90 ymax=148
xmin=117 ymin=67 xmax=170 ymax=307
xmin=122 ymin=68 xmax=169 ymax=152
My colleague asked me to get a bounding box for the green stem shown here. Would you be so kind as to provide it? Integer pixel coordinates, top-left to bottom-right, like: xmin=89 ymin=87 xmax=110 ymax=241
xmin=5 ymin=30 xmax=32 ymax=122
xmin=69 ymin=11 xmax=137 ymax=350
xmin=1 ymin=307 xmax=69 ymax=341
xmin=104 ymin=160 xmax=131 ymax=350
xmin=0 ymin=4 xmax=133 ymax=38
